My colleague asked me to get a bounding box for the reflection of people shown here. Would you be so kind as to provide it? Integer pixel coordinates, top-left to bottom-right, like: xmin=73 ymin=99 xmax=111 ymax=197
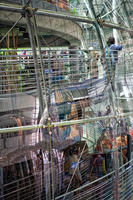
xmin=69 ymin=149 xmax=82 ymax=187
xmin=107 ymin=37 xmax=122 ymax=65
xmin=101 ymin=131 xmax=112 ymax=153
xmin=106 ymin=37 xmax=122 ymax=90
xmin=36 ymin=152 xmax=43 ymax=171
xmin=22 ymin=50 xmax=26 ymax=56
xmin=89 ymin=154 xmax=106 ymax=181
xmin=95 ymin=129 xmax=112 ymax=153
xmin=105 ymin=105 xmax=111 ymax=116
xmin=66 ymin=124 xmax=81 ymax=141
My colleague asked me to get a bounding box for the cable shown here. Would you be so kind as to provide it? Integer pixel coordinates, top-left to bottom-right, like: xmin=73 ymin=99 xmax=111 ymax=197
xmin=0 ymin=15 xmax=23 ymax=45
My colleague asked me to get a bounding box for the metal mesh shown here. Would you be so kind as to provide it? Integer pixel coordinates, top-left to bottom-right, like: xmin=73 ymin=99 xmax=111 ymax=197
xmin=0 ymin=0 xmax=133 ymax=199
xmin=55 ymin=159 xmax=133 ymax=200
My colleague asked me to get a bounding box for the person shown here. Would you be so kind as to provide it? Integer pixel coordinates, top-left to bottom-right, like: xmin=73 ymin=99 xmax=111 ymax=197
xmin=36 ymin=150 xmax=43 ymax=171
xmin=69 ymin=148 xmax=82 ymax=188
xmin=89 ymin=154 xmax=106 ymax=181
xmin=105 ymin=37 xmax=122 ymax=90
xmin=21 ymin=50 xmax=26 ymax=56
xmin=105 ymin=105 xmax=111 ymax=116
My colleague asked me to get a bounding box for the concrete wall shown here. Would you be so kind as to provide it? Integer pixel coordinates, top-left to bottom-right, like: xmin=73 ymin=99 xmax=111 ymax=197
xmin=1 ymin=0 xmax=68 ymax=12
xmin=0 ymin=9 xmax=82 ymax=46
xmin=0 ymin=94 xmax=36 ymax=112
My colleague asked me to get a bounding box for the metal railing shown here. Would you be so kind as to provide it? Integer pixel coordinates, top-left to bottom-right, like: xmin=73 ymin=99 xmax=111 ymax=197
xmin=0 ymin=156 xmax=133 ymax=200
xmin=1 ymin=49 xmax=132 ymax=99
xmin=55 ymin=159 xmax=133 ymax=200
xmin=0 ymin=49 xmax=90 ymax=95
xmin=1 ymin=49 xmax=133 ymax=129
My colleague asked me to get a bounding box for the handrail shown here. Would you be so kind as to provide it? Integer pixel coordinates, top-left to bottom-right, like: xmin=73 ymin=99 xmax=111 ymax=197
xmin=55 ymin=158 xmax=133 ymax=199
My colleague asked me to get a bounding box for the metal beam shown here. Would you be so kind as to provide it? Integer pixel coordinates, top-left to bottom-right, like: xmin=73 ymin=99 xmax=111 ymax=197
xmin=24 ymin=7 xmax=44 ymax=117
xmin=0 ymin=3 xmax=94 ymax=24
xmin=103 ymin=21 xmax=133 ymax=33
xmin=0 ymin=111 xmax=133 ymax=134
xmin=0 ymin=124 xmax=43 ymax=134
xmin=0 ymin=3 xmax=133 ymax=33
xmin=52 ymin=111 xmax=133 ymax=127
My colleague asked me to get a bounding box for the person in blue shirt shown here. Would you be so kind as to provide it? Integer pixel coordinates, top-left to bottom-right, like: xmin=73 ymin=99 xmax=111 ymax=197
xmin=107 ymin=37 xmax=122 ymax=64
xmin=106 ymin=37 xmax=122 ymax=91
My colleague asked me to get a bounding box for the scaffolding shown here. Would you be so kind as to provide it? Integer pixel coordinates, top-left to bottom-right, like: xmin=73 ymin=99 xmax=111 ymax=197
xmin=0 ymin=0 xmax=133 ymax=199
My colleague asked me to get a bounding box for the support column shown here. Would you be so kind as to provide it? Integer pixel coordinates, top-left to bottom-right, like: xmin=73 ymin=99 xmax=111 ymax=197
xmin=85 ymin=0 xmax=106 ymax=53
xmin=22 ymin=0 xmax=45 ymax=118
xmin=84 ymin=0 xmax=110 ymax=82
xmin=86 ymin=1 xmax=120 ymax=191
xmin=25 ymin=15 xmax=44 ymax=116
xmin=86 ymin=0 xmax=118 ymax=110
xmin=112 ymin=0 xmax=119 ymax=44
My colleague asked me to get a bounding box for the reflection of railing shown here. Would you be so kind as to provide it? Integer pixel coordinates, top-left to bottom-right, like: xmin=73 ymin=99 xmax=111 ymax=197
xmin=6 ymin=50 xmax=132 ymax=93
xmin=3 ymin=49 xmax=128 ymax=96
xmin=1 ymin=156 xmax=133 ymax=200
xmin=0 ymin=51 xmax=37 ymax=94
xmin=0 ymin=49 xmax=90 ymax=95
xmin=55 ymin=159 xmax=133 ymax=200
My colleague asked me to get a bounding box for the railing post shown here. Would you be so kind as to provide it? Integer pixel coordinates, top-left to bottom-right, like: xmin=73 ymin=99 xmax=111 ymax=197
xmin=114 ymin=150 xmax=119 ymax=200
xmin=56 ymin=0 xmax=59 ymax=10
